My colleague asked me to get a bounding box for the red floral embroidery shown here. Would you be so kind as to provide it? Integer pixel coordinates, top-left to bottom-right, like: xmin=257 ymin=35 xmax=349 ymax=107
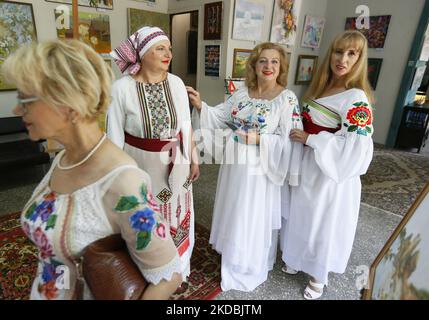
xmin=346 ymin=105 xmax=372 ymax=127
xmin=155 ymin=223 xmax=167 ymax=239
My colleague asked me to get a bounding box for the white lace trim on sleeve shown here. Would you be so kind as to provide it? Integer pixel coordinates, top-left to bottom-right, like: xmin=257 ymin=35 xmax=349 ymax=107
xmin=141 ymin=253 xmax=182 ymax=285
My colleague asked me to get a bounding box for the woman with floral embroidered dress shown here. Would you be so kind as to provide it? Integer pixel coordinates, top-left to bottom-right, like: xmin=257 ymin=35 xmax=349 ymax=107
xmin=279 ymin=30 xmax=375 ymax=299
xmin=2 ymin=39 xmax=182 ymax=300
xmin=187 ymin=42 xmax=303 ymax=292
xmin=107 ymin=27 xmax=199 ymax=281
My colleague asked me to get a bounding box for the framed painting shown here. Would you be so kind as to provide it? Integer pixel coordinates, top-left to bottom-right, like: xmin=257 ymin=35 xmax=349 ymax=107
xmin=301 ymin=15 xmax=325 ymax=49
xmin=345 ymin=15 xmax=391 ymax=49
xmin=55 ymin=10 xmax=111 ymax=57
xmin=363 ymin=182 xmax=429 ymax=300
xmin=205 ymin=45 xmax=220 ymax=77
xmin=127 ymin=8 xmax=169 ymax=36
xmin=295 ymin=55 xmax=318 ymax=85
xmin=270 ymin=0 xmax=301 ymax=46
xmin=0 ymin=1 xmax=38 ymax=91
xmin=368 ymin=58 xmax=383 ymax=90
xmin=232 ymin=48 xmax=253 ymax=79
xmin=232 ymin=0 xmax=265 ymax=42
xmin=45 ymin=0 xmax=113 ymax=10
xmin=204 ymin=1 xmax=223 ymax=40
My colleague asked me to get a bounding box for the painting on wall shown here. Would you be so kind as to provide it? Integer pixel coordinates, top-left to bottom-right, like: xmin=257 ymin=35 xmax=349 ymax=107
xmin=295 ymin=55 xmax=318 ymax=85
xmin=0 ymin=1 xmax=38 ymax=91
xmin=205 ymin=45 xmax=220 ymax=77
xmin=127 ymin=8 xmax=169 ymax=36
xmin=232 ymin=48 xmax=253 ymax=79
xmin=368 ymin=58 xmax=383 ymax=90
xmin=301 ymin=15 xmax=325 ymax=49
xmin=55 ymin=10 xmax=111 ymax=57
xmin=232 ymin=0 xmax=265 ymax=42
xmin=270 ymin=0 xmax=301 ymax=46
xmin=363 ymin=182 xmax=429 ymax=300
xmin=345 ymin=15 xmax=391 ymax=49
xmin=204 ymin=1 xmax=223 ymax=40
xmin=45 ymin=0 xmax=113 ymax=10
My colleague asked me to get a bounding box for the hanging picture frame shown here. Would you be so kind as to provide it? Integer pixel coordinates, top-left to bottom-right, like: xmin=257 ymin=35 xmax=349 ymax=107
xmin=0 ymin=1 xmax=38 ymax=91
xmin=45 ymin=0 xmax=113 ymax=10
xmin=295 ymin=55 xmax=318 ymax=85
xmin=269 ymin=0 xmax=301 ymax=46
xmin=232 ymin=0 xmax=265 ymax=42
xmin=368 ymin=58 xmax=383 ymax=90
xmin=363 ymin=182 xmax=429 ymax=300
xmin=204 ymin=1 xmax=223 ymax=40
xmin=345 ymin=15 xmax=391 ymax=49
xmin=301 ymin=15 xmax=325 ymax=49
xmin=232 ymin=48 xmax=253 ymax=79
xmin=205 ymin=45 xmax=220 ymax=77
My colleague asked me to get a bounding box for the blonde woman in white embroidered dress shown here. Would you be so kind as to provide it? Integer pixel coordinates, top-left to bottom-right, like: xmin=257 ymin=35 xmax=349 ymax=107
xmin=2 ymin=39 xmax=182 ymax=300
xmin=187 ymin=42 xmax=303 ymax=292
xmin=280 ymin=31 xmax=375 ymax=299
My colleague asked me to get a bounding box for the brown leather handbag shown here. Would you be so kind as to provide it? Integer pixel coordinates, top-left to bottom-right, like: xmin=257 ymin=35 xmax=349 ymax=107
xmin=74 ymin=234 xmax=148 ymax=300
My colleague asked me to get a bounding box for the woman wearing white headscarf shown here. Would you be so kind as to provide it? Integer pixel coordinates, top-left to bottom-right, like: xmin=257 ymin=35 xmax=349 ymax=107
xmin=107 ymin=27 xmax=199 ymax=281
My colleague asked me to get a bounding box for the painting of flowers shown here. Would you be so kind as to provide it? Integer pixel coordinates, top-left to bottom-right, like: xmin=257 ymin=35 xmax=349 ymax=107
xmin=270 ymin=0 xmax=301 ymax=46
xmin=301 ymin=15 xmax=325 ymax=49
xmin=0 ymin=1 xmax=37 ymax=91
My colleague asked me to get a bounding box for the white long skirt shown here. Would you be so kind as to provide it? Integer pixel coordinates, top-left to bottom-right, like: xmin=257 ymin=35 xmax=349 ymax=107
xmin=209 ymin=144 xmax=282 ymax=291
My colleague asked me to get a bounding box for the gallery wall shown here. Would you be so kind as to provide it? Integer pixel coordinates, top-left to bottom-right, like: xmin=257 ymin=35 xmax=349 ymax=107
xmin=0 ymin=0 xmax=168 ymax=118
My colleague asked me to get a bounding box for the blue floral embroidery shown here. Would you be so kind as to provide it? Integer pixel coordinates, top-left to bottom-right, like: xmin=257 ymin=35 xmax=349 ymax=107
xmin=129 ymin=208 xmax=156 ymax=233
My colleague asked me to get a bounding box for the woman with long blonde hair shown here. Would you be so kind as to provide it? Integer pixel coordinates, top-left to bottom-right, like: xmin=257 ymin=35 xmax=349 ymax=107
xmin=280 ymin=30 xmax=375 ymax=299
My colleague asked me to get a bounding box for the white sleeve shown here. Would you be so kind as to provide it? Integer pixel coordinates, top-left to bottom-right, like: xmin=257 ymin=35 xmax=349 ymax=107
xmin=106 ymin=81 xmax=126 ymax=149
xmin=259 ymin=92 xmax=303 ymax=186
xmin=306 ymin=92 xmax=374 ymax=183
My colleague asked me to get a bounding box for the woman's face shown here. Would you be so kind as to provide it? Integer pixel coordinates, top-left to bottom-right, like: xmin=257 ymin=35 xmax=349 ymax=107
xmin=13 ymin=92 xmax=69 ymax=141
xmin=255 ymin=49 xmax=281 ymax=83
xmin=330 ymin=46 xmax=360 ymax=79
xmin=141 ymin=40 xmax=172 ymax=73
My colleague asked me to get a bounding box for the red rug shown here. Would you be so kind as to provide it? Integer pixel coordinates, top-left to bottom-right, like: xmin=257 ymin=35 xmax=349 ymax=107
xmin=0 ymin=212 xmax=221 ymax=300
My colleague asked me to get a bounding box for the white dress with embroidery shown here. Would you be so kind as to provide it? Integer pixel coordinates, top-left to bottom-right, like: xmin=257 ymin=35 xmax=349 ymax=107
xmin=194 ymin=87 xmax=303 ymax=292
xmin=107 ymin=73 xmax=194 ymax=279
xmin=21 ymin=154 xmax=181 ymax=300
xmin=280 ymin=88 xmax=374 ymax=285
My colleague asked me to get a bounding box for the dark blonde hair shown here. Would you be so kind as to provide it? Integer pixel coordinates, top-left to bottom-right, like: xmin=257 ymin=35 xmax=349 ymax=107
xmin=245 ymin=42 xmax=289 ymax=90
xmin=304 ymin=30 xmax=374 ymax=104
xmin=2 ymin=39 xmax=114 ymax=121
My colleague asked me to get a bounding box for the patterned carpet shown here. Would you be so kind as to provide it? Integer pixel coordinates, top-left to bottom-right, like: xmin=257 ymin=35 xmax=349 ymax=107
xmin=361 ymin=146 xmax=429 ymax=216
xmin=0 ymin=212 xmax=221 ymax=300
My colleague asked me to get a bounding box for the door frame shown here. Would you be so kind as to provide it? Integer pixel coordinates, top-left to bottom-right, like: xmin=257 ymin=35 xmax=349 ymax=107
xmin=386 ymin=0 xmax=429 ymax=147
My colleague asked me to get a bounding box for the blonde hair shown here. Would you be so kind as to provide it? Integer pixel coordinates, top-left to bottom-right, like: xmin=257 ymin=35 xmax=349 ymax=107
xmin=304 ymin=30 xmax=375 ymax=104
xmin=245 ymin=42 xmax=289 ymax=90
xmin=1 ymin=39 xmax=113 ymax=121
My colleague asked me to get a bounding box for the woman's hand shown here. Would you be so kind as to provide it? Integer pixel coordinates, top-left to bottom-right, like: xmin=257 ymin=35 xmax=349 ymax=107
xmin=186 ymin=86 xmax=202 ymax=111
xmin=188 ymin=162 xmax=200 ymax=182
xmin=289 ymin=129 xmax=309 ymax=144
xmin=235 ymin=130 xmax=260 ymax=145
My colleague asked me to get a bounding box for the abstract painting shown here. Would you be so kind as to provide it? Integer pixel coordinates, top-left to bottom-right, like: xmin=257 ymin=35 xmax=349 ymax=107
xmin=205 ymin=45 xmax=220 ymax=77
xmin=127 ymin=7 xmax=169 ymax=36
xmin=345 ymin=15 xmax=391 ymax=49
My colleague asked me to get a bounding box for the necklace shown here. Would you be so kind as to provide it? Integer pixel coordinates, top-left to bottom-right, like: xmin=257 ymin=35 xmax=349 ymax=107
xmin=57 ymin=133 xmax=107 ymax=170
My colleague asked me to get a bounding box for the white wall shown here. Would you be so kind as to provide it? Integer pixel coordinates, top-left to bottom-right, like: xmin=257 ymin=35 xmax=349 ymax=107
xmin=0 ymin=0 xmax=168 ymax=118
xmin=320 ymin=0 xmax=426 ymax=144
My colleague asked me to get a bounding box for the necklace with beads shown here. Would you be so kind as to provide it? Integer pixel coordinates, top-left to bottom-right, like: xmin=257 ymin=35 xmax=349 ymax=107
xmin=57 ymin=133 xmax=106 ymax=170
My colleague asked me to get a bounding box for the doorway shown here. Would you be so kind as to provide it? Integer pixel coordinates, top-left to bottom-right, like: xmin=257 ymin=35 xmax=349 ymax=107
xmin=170 ymin=11 xmax=199 ymax=89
